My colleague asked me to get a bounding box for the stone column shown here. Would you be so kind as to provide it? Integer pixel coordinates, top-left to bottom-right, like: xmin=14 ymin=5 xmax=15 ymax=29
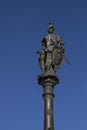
xmin=38 ymin=74 xmax=59 ymax=130
xmin=37 ymin=22 xmax=65 ymax=130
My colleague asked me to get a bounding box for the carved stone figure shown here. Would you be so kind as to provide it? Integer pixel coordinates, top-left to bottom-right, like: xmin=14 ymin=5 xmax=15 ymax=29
xmin=37 ymin=22 xmax=65 ymax=75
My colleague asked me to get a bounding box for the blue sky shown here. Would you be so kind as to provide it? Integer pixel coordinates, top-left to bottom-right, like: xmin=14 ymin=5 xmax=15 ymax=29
xmin=0 ymin=0 xmax=87 ymax=130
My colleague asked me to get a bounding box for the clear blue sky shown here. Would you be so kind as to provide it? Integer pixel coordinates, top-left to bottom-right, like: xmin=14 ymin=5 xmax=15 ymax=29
xmin=0 ymin=0 xmax=87 ymax=130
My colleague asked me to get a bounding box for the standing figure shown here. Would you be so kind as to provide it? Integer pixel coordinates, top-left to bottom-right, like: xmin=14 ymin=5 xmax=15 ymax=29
xmin=37 ymin=22 xmax=65 ymax=75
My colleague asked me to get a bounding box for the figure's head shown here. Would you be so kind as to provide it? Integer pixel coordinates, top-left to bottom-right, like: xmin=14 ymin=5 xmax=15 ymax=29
xmin=48 ymin=22 xmax=55 ymax=34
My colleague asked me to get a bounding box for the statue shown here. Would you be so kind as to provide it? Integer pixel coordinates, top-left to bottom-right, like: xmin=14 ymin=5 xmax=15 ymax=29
xmin=37 ymin=22 xmax=65 ymax=76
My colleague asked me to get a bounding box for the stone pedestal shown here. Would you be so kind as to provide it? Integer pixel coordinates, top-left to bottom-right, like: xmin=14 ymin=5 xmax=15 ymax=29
xmin=38 ymin=74 xmax=59 ymax=130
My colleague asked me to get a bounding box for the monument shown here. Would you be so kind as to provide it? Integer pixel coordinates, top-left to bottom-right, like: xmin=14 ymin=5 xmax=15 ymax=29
xmin=37 ymin=22 xmax=65 ymax=130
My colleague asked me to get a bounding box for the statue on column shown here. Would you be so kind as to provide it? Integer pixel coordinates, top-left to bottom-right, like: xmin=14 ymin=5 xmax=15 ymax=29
xmin=37 ymin=22 xmax=65 ymax=76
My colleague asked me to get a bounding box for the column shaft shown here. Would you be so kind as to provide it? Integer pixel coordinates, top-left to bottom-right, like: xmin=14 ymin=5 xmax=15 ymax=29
xmin=43 ymin=85 xmax=54 ymax=130
xmin=38 ymin=75 xmax=59 ymax=130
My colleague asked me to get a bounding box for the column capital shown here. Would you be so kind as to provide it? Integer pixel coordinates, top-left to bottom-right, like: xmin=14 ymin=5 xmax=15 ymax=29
xmin=38 ymin=73 xmax=59 ymax=88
